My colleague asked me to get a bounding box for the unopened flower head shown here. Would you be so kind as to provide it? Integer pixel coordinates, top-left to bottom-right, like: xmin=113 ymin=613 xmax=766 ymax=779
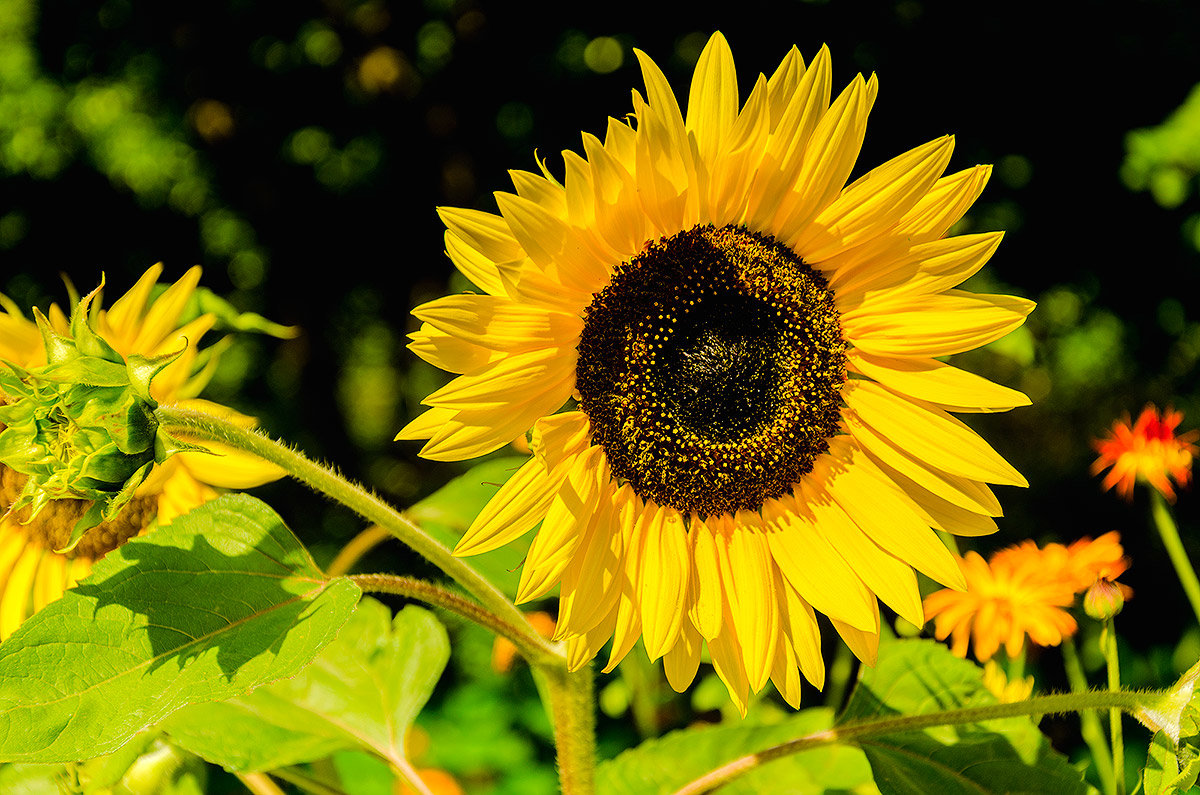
xmin=0 ymin=265 xmax=288 ymax=638
xmin=1083 ymin=577 xmax=1125 ymax=621
xmin=1092 ymin=405 xmax=1198 ymax=502
xmin=0 ymin=282 xmax=199 ymax=552
xmin=399 ymin=32 xmax=1033 ymax=710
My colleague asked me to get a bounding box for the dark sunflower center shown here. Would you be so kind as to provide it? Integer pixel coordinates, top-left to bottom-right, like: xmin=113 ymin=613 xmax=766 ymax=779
xmin=576 ymin=224 xmax=847 ymax=516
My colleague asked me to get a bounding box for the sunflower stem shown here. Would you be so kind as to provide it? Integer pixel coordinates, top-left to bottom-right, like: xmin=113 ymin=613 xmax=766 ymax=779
xmin=538 ymin=662 xmax=597 ymax=795
xmin=155 ymin=405 xmax=561 ymax=668
xmin=671 ymin=689 xmax=1158 ymax=795
xmin=1149 ymin=489 xmax=1200 ymax=626
xmin=1102 ymin=622 xmax=1126 ymax=795
xmin=351 ymin=573 xmax=553 ymax=666
xmin=1062 ymin=636 xmax=1116 ymax=795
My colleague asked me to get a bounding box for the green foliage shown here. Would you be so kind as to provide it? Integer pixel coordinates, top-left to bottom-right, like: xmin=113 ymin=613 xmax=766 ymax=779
xmin=838 ymin=637 xmax=1086 ymax=794
xmin=598 ymin=637 xmax=1085 ymax=794
xmin=162 ymin=598 xmax=450 ymax=773
xmin=596 ymin=707 xmax=873 ymax=794
xmin=0 ymin=494 xmax=360 ymax=762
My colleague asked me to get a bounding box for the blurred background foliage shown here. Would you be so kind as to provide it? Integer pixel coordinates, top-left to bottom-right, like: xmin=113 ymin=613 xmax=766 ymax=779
xmin=5 ymin=0 xmax=1200 ymax=791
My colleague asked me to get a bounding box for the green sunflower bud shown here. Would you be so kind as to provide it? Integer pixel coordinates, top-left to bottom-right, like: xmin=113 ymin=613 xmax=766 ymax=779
xmin=0 ymin=281 xmax=202 ymax=552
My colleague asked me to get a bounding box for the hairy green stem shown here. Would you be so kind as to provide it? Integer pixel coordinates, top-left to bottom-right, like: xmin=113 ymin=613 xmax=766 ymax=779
xmin=1062 ymin=636 xmax=1116 ymax=795
xmin=156 ymin=405 xmax=559 ymax=667
xmin=352 ymin=573 xmax=554 ymax=667
xmin=1103 ymin=624 xmax=1126 ymax=795
xmin=1150 ymin=489 xmax=1200 ymax=625
xmin=670 ymin=690 xmax=1155 ymax=795
xmin=538 ymin=663 xmax=597 ymax=795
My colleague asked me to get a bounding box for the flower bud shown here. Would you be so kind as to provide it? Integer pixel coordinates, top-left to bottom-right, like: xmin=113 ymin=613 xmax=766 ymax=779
xmin=0 ymin=282 xmax=201 ymax=552
xmin=1083 ymin=577 xmax=1126 ymax=621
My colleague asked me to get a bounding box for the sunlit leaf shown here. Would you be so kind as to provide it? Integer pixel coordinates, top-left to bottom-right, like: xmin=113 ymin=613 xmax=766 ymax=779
xmin=0 ymin=494 xmax=360 ymax=763
xmin=1144 ymin=730 xmax=1200 ymax=795
xmin=596 ymin=707 xmax=873 ymax=794
xmin=164 ymin=598 xmax=449 ymax=773
xmin=837 ymin=637 xmax=1086 ymax=794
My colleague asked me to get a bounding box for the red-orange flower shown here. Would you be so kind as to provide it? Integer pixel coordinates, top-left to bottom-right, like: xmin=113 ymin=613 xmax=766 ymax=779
xmin=1092 ymin=405 xmax=1199 ymax=501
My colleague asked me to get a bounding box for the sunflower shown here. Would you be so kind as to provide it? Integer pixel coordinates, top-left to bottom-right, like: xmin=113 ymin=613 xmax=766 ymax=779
xmin=0 ymin=265 xmax=283 ymax=638
xmin=1092 ymin=404 xmax=1198 ymax=502
xmin=923 ymin=544 xmax=1077 ymax=662
xmin=399 ymin=32 xmax=1032 ymax=710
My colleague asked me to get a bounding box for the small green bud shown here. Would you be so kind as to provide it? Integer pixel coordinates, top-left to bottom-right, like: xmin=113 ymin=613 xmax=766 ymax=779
xmin=0 ymin=281 xmax=202 ymax=552
xmin=1083 ymin=577 xmax=1126 ymax=621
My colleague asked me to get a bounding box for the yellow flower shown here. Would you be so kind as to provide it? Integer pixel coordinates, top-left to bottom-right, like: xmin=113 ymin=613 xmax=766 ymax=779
xmin=981 ymin=660 xmax=1035 ymax=704
xmin=0 ymin=265 xmax=284 ymax=638
xmin=1092 ymin=404 xmax=1198 ymax=502
xmin=924 ymin=545 xmax=1077 ymax=662
xmin=399 ymin=33 xmax=1032 ymax=711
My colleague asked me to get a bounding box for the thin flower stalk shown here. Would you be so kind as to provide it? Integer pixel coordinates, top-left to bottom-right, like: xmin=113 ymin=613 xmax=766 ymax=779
xmin=1150 ymin=489 xmax=1200 ymax=625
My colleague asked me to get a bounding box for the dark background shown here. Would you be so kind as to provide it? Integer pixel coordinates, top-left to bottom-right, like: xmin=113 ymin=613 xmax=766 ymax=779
xmin=4 ymin=0 xmax=1200 ymax=767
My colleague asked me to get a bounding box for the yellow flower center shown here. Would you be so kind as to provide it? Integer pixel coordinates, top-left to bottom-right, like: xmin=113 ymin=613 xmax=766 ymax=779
xmin=575 ymin=223 xmax=846 ymax=515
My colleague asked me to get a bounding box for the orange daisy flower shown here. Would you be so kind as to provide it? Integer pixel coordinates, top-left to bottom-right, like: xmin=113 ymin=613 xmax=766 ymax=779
xmin=924 ymin=544 xmax=1078 ymax=661
xmin=995 ymin=531 xmax=1131 ymax=595
xmin=1092 ymin=405 xmax=1199 ymax=502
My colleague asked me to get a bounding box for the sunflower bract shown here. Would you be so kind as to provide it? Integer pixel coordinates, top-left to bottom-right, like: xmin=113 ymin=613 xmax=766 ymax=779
xmin=399 ymin=31 xmax=1033 ymax=712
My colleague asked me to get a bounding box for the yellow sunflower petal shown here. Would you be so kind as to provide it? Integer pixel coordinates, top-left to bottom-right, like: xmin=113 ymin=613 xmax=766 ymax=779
xmin=848 ymin=349 xmax=1029 ymax=413
xmin=688 ymin=516 xmax=725 ymax=640
xmin=796 ymin=135 xmax=955 ymax=262
xmin=516 ymin=446 xmax=607 ymax=603
xmin=762 ymin=495 xmax=878 ymax=631
xmin=413 ymin=294 xmax=582 ymax=353
xmin=456 ymin=455 xmax=560 ymax=556
xmin=438 ymin=206 xmax=525 ymax=265
xmin=823 ymin=440 xmax=967 ymax=592
xmin=728 ymin=512 xmax=781 ymax=691
xmin=639 ymin=504 xmax=690 ymax=661
xmin=662 ymin=619 xmax=703 ymax=693
xmin=686 ymin=31 xmax=739 ymax=171
xmin=408 ymin=324 xmax=503 ymax=375
xmin=843 ymin=289 xmax=1035 ymax=359
xmin=131 ymin=266 xmax=202 ymax=352
xmin=1 ymin=543 xmax=41 ymax=638
xmin=844 ymin=408 xmax=1004 ymax=516
xmin=844 ymin=379 xmax=1027 ymax=487
xmin=800 ymin=477 xmax=923 ymax=626
xmin=103 ymin=262 xmax=163 ymax=334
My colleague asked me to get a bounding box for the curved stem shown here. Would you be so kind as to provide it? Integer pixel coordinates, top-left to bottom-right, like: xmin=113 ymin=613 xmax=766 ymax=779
xmin=352 ymin=573 xmax=556 ymax=666
xmin=1150 ymin=489 xmax=1200 ymax=625
xmin=326 ymin=524 xmax=391 ymax=577
xmin=156 ymin=405 xmax=560 ymax=667
xmin=671 ymin=690 xmax=1154 ymax=795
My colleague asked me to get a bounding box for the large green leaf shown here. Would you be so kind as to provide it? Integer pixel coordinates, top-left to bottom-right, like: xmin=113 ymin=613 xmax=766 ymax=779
xmin=595 ymin=707 xmax=874 ymax=794
xmin=837 ymin=637 xmax=1086 ymax=795
xmin=0 ymin=494 xmax=361 ymax=763
xmin=162 ymin=598 xmax=450 ymax=773
xmin=409 ymin=456 xmax=533 ymax=599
